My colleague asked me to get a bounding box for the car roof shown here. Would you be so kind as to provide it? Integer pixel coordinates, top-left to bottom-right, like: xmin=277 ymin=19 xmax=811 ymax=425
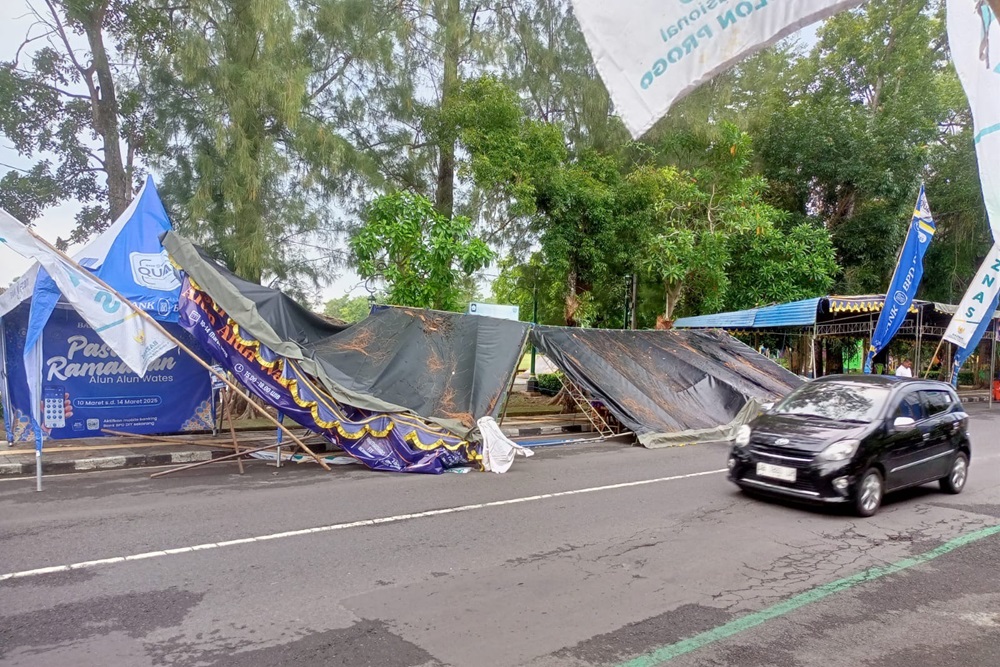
xmin=811 ymin=374 xmax=957 ymax=392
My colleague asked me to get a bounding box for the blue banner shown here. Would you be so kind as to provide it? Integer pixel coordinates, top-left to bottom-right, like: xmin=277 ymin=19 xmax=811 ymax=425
xmin=5 ymin=305 xmax=215 ymax=441
xmin=178 ymin=279 xmax=480 ymax=473
xmin=864 ymin=185 xmax=936 ymax=373
xmin=951 ymin=292 xmax=1000 ymax=387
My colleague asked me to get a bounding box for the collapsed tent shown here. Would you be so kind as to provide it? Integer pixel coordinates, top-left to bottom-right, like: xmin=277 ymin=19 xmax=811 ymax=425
xmin=167 ymin=232 xmax=530 ymax=473
xmin=164 ymin=231 xmax=801 ymax=465
xmin=529 ymin=327 xmax=803 ymax=447
xmin=0 ymin=178 xmax=215 ymax=443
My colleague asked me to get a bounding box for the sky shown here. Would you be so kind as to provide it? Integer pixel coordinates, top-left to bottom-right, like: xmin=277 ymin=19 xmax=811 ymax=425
xmin=0 ymin=1 xmax=820 ymax=309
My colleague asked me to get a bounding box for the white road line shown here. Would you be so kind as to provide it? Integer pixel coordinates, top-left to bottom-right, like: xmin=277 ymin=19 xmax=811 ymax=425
xmin=0 ymin=468 xmax=726 ymax=582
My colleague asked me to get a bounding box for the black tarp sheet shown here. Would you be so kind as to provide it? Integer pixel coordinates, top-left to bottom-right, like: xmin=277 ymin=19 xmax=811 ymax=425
xmin=166 ymin=232 xmax=529 ymax=435
xmin=306 ymin=306 xmax=530 ymax=428
xmin=530 ymin=327 xmax=803 ymax=445
xmin=192 ymin=246 xmax=348 ymax=345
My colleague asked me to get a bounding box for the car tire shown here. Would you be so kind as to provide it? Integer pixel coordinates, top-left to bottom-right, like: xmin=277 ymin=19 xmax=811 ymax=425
xmin=854 ymin=468 xmax=884 ymax=517
xmin=939 ymin=452 xmax=969 ymax=495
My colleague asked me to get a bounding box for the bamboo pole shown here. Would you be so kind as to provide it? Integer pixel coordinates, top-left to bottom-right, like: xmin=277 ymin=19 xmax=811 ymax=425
xmin=924 ymin=338 xmax=945 ymax=379
xmin=149 ymin=441 xmax=293 ymax=478
xmin=224 ymin=390 xmax=244 ymax=474
xmin=18 ymin=223 xmax=331 ymax=472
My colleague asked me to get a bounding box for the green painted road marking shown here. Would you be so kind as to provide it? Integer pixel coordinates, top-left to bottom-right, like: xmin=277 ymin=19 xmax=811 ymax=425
xmin=617 ymin=524 xmax=1000 ymax=667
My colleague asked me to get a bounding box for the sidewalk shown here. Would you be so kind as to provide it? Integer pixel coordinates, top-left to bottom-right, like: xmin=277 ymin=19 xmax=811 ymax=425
xmin=0 ymin=416 xmax=597 ymax=477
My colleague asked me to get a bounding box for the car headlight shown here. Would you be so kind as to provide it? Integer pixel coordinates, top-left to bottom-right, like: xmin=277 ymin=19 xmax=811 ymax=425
xmin=734 ymin=425 xmax=751 ymax=447
xmin=817 ymin=439 xmax=860 ymax=462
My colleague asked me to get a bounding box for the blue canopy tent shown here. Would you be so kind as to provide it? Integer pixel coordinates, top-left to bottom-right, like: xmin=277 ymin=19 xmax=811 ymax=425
xmin=0 ymin=177 xmax=216 ymax=444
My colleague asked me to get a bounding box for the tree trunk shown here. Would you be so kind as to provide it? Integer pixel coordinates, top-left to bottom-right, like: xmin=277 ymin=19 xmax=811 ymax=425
xmin=664 ymin=280 xmax=682 ymax=323
xmin=565 ymin=268 xmax=580 ymax=326
xmin=79 ymin=2 xmax=130 ymax=221
xmin=435 ymin=0 xmax=462 ymax=220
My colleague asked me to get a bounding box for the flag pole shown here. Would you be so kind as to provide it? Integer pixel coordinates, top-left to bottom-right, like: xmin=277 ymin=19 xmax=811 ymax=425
xmin=17 ymin=226 xmax=332 ymax=473
xmin=991 ymin=317 xmax=997 ymax=410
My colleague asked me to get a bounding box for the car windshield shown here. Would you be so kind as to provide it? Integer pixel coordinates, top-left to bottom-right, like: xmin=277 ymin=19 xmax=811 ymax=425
xmin=772 ymin=382 xmax=890 ymax=423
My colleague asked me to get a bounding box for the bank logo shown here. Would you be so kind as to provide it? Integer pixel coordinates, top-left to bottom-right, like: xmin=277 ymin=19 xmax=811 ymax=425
xmin=893 ymin=290 xmax=908 ymax=306
xmin=129 ymin=251 xmax=180 ymax=291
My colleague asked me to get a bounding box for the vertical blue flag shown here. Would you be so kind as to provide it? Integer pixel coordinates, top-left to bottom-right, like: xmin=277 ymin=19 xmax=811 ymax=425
xmin=950 ymin=291 xmax=1000 ymax=387
xmin=864 ymin=185 xmax=936 ymax=374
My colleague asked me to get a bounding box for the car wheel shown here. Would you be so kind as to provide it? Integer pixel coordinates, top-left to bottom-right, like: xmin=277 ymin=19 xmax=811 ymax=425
xmin=940 ymin=452 xmax=969 ymax=495
xmin=854 ymin=468 xmax=884 ymax=517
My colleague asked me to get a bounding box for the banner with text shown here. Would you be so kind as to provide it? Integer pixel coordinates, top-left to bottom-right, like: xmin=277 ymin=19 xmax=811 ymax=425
xmin=947 ymin=0 xmax=1000 ymax=238
xmin=864 ymin=186 xmax=936 ymax=373
xmin=569 ymin=0 xmax=862 ymax=138
xmin=943 ymin=241 xmax=1000 ymax=348
xmin=4 ymin=306 xmax=215 ymax=442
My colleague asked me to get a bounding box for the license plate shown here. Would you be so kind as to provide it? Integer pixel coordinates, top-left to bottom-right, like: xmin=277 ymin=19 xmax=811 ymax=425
xmin=757 ymin=462 xmax=796 ymax=483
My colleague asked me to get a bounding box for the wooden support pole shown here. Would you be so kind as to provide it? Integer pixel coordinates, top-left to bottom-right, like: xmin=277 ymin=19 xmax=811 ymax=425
xmin=150 ymin=442 xmax=298 ymax=478
xmin=18 ymin=223 xmax=331 ymax=472
xmin=924 ymin=338 xmax=945 ymax=379
xmin=224 ymin=390 xmax=244 ymax=474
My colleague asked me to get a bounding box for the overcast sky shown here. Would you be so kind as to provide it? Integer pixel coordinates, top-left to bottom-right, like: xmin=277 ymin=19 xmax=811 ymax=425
xmin=0 ymin=2 xmax=819 ymax=308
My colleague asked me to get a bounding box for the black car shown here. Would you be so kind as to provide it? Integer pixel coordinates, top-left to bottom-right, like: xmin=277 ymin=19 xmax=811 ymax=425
xmin=728 ymin=374 xmax=972 ymax=517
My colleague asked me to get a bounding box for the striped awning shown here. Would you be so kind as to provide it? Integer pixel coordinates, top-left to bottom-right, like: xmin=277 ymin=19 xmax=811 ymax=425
xmin=827 ymin=295 xmax=921 ymax=314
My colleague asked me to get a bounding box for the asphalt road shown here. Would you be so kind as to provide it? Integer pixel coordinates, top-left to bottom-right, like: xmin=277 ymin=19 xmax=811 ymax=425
xmin=1 ymin=406 xmax=998 ymax=667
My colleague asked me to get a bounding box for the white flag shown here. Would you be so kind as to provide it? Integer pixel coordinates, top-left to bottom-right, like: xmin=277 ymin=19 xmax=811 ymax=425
xmin=569 ymin=0 xmax=863 ymax=138
xmin=943 ymin=241 xmax=1000 ymax=348
xmin=0 ymin=209 xmax=176 ymax=376
xmin=947 ymin=0 xmax=1000 ymax=239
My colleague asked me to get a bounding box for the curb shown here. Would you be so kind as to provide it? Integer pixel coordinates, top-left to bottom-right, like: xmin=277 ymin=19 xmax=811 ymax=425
xmin=1 ymin=449 xmax=221 ymax=477
xmin=0 ymin=423 xmax=595 ymax=477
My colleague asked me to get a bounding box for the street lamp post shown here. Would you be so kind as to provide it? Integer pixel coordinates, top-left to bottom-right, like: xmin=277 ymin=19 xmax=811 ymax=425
xmin=527 ymin=282 xmax=539 ymax=393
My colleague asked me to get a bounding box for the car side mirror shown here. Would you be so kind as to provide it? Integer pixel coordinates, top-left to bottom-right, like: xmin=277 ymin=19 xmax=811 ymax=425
xmin=893 ymin=416 xmax=915 ymax=431
xmin=761 ymin=402 xmax=774 ymax=412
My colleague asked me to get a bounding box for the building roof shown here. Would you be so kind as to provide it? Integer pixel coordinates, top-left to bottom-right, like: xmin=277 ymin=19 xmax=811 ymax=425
xmin=673 ymin=295 xmax=949 ymax=331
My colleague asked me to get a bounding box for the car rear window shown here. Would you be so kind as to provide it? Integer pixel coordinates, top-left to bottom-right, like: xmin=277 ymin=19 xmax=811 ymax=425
xmin=772 ymin=382 xmax=890 ymax=423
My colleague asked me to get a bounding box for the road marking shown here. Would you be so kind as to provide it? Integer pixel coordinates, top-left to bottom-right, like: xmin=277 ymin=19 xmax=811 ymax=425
xmin=615 ymin=523 xmax=1000 ymax=667
xmin=0 ymin=467 xmax=727 ymax=582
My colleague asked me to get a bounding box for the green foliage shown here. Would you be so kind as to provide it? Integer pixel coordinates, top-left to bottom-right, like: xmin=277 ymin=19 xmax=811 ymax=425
xmin=349 ymin=191 xmax=494 ymax=310
xmin=635 ymin=124 xmax=830 ymax=320
xmin=323 ymin=295 xmax=372 ymax=323
xmin=491 ymin=253 xmax=567 ymax=326
xmin=758 ymin=0 xmax=958 ymax=293
xmin=726 ymin=220 xmax=839 ymax=310
xmin=536 ymin=373 xmax=563 ymax=396
xmin=0 ymin=0 xmax=168 ymax=242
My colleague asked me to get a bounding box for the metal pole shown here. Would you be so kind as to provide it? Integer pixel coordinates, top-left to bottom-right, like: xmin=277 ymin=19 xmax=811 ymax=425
xmin=991 ymin=318 xmax=997 ymax=410
xmin=35 ymin=333 xmax=43 ymax=492
xmin=530 ymin=282 xmax=537 ymax=377
xmin=810 ymin=323 xmax=818 ymax=379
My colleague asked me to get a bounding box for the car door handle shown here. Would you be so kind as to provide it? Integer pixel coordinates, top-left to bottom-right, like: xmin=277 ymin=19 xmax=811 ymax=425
xmin=922 ymin=433 xmax=931 ymax=441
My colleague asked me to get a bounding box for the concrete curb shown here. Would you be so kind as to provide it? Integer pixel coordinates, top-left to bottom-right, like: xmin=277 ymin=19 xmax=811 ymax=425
xmin=0 ymin=422 xmax=596 ymax=477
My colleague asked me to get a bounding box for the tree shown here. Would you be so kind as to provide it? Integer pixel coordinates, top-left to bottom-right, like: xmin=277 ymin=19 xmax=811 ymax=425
xmin=151 ymin=0 xmax=360 ymax=293
xmin=635 ymin=125 xmax=826 ymax=322
xmin=349 ymin=191 xmax=494 ymax=310
xmin=758 ymin=0 xmax=957 ymax=293
xmin=324 ymin=295 xmax=373 ymax=323
xmin=0 ymin=0 xmax=166 ymax=243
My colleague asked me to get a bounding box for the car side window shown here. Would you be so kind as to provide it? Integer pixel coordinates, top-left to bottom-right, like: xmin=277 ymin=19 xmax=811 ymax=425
xmin=921 ymin=390 xmax=953 ymax=417
xmin=895 ymin=393 xmax=927 ymax=422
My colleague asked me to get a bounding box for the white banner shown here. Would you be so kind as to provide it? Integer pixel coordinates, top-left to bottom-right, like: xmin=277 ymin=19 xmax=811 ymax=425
xmin=948 ymin=0 xmax=1000 ymax=239
xmin=569 ymin=0 xmax=863 ymax=138
xmin=943 ymin=241 xmax=1000 ymax=348
xmin=0 ymin=209 xmax=175 ymax=377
